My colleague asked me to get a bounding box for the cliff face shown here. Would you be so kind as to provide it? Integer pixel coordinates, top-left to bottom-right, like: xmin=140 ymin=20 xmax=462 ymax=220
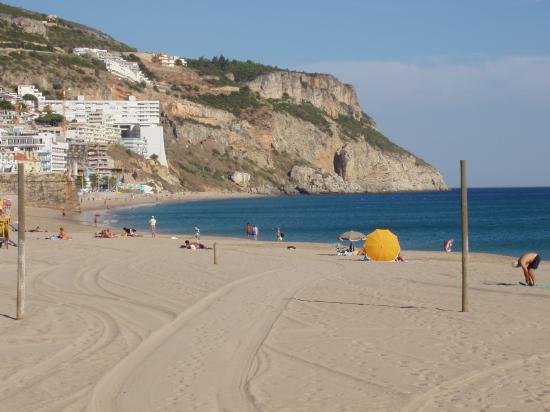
xmin=247 ymin=72 xmax=362 ymax=119
xmin=162 ymin=93 xmax=447 ymax=193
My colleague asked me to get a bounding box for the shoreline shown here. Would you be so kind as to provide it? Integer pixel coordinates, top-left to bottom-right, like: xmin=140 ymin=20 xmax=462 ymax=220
xmin=44 ymin=205 xmax=523 ymax=261
xmin=77 ymin=190 xmax=265 ymax=211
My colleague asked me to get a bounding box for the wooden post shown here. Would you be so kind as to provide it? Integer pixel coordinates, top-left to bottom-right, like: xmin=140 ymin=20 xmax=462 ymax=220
xmin=16 ymin=163 xmax=26 ymax=320
xmin=460 ymin=160 xmax=469 ymax=312
xmin=213 ymin=242 xmax=218 ymax=265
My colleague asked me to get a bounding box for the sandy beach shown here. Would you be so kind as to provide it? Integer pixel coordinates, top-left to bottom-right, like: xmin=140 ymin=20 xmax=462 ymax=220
xmin=0 ymin=206 xmax=549 ymax=411
xmin=77 ymin=191 xmax=262 ymax=211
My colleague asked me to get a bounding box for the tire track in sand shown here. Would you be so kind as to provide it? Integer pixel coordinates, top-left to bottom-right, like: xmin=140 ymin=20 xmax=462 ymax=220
xmin=87 ymin=250 xmax=346 ymax=412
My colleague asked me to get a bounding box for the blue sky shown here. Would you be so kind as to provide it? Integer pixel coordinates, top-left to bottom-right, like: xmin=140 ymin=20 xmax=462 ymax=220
xmin=5 ymin=0 xmax=550 ymax=187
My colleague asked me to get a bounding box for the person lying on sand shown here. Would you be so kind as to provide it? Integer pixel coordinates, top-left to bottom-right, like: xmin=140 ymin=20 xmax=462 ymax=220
xmin=514 ymin=252 xmax=541 ymax=286
xmin=29 ymin=225 xmax=47 ymax=232
xmin=47 ymin=227 xmax=70 ymax=240
xmin=122 ymin=227 xmax=142 ymax=237
xmin=95 ymin=228 xmax=116 ymax=239
xmin=180 ymin=240 xmax=212 ymax=250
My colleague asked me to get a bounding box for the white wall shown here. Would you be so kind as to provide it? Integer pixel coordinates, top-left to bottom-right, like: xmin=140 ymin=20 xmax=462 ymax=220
xmin=140 ymin=125 xmax=167 ymax=166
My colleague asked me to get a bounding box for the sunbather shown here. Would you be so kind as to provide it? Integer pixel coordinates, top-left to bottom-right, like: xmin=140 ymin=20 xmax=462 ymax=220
xmin=180 ymin=240 xmax=211 ymax=249
xmin=95 ymin=228 xmax=116 ymax=238
xmin=29 ymin=225 xmax=47 ymax=232
xmin=47 ymin=227 xmax=70 ymax=240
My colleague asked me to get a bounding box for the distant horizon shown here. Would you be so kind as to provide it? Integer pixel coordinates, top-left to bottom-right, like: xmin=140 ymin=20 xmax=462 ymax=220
xmin=3 ymin=0 xmax=550 ymax=188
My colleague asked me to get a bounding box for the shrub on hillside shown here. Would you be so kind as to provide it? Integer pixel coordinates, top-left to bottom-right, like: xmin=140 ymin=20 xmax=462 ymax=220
xmin=189 ymin=87 xmax=260 ymax=116
xmin=188 ymin=55 xmax=283 ymax=83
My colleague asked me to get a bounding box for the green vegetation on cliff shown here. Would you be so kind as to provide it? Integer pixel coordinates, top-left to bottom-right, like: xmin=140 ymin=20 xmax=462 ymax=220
xmin=189 ymin=87 xmax=261 ymax=116
xmin=188 ymin=55 xmax=283 ymax=83
xmin=337 ymin=114 xmax=408 ymax=155
xmin=270 ymin=99 xmax=330 ymax=130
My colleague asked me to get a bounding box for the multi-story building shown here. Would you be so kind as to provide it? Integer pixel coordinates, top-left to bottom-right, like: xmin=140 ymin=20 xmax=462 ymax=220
xmin=0 ymin=128 xmax=67 ymax=173
xmin=0 ymin=110 xmax=36 ymax=125
xmin=38 ymin=96 xmax=167 ymax=166
xmin=67 ymin=142 xmax=113 ymax=178
xmin=0 ymin=152 xmax=42 ymax=173
xmin=66 ymin=109 xmax=121 ymax=144
xmin=0 ymin=88 xmax=18 ymax=105
xmin=152 ymin=53 xmax=187 ymax=67
xmin=17 ymin=85 xmax=45 ymax=102
xmin=38 ymin=96 xmax=160 ymax=126
xmin=73 ymin=48 xmax=149 ymax=84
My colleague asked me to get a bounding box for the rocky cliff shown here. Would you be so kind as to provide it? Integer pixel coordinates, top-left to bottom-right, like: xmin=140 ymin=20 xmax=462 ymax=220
xmin=247 ymin=72 xmax=362 ymax=119
xmin=158 ymin=66 xmax=446 ymax=193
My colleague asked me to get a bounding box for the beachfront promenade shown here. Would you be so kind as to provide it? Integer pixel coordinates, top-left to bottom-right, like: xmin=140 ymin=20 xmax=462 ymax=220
xmin=0 ymin=208 xmax=549 ymax=411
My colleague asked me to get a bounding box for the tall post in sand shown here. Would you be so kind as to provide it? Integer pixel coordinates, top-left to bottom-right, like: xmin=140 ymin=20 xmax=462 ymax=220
xmin=16 ymin=163 xmax=26 ymax=320
xmin=461 ymin=160 xmax=469 ymax=312
xmin=213 ymin=242 xmax=218 ymax=264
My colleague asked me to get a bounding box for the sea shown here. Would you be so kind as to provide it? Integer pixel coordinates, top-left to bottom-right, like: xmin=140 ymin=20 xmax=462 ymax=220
xmin=101 ymin=187 xmax=550 ymax=258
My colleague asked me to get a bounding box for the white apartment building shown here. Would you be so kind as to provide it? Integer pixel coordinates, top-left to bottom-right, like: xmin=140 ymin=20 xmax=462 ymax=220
xmin=0 ymin=129 xmax=68 ymax=173
xmin=66 ymin=109 xmax=121 ymax=144
xmin=38 ymin=95 xmax=160 ymax=125
xmin=0 ymin=110 xmax=36 ymax=125
xmin=17 ymin=85 xmax=45 ymax=101
xmin=0 ymin=88 xmax=18 ymax=105
xmin=73 ymin=48 xmax=149 ymax=84
xmin=38 ymin=96 xmax=167 ymax=166
xmin=152 ymin=53 xmax=187 ymax=67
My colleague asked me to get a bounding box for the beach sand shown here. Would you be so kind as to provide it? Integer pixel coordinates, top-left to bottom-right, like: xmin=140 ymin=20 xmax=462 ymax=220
xmin=0 ymin=207 xmax=549 ymax=411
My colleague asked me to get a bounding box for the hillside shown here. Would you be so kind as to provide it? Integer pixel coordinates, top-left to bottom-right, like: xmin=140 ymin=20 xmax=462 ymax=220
xmin=0 ymin=2 xmax=447 ymax=194
xmin=0 ymin=3 xmax=133 ymax=51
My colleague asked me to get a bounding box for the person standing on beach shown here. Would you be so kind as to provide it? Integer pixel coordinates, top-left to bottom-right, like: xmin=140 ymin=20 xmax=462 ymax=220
xmin=514 ymin=252 xmax=541 ymax=286
xmin=246 ymin=223 xmax=252 ymax=240
xmin=276 ymin=227 xmax=284 ymax=241
xmin=443 ymin=239 xmax=454 ymax=252
xmin=194 ymin=226 xmax=200 ymax=241
xmin=253 ymin=224 xmax=259 ymax=241
xmin=149 ymin=215 xmax=157 ymax=238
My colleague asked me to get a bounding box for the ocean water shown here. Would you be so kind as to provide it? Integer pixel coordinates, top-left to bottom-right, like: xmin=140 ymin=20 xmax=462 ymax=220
xmin=102 ymin=188 xmax=550 ymax=258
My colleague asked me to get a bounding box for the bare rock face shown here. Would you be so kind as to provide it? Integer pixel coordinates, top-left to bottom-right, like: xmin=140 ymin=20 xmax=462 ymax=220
xmin=164 ymin=73 xmax=448 ymax=194
xmin=229 ymin=171 xmax=251 ymax=187
xmin=290 ymin=166 xmax=361 ymax=194
xmin=0 ymin=15 xmax=48 ymax=37
xmin=247 ymin=72 xmax=362 ymax=119
xmin=334 ymin=143 xmax=447 ymax=192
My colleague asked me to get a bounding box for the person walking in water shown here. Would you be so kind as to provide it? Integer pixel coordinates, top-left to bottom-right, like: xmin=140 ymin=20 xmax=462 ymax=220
xmin=514 ymin=252 xmax=541 ymax=286
xmin=194 ymin=226 xmax=201 ymax=241
xmin=246 ymin=223 xmax=252 ymax=240
xmin=149 ymin=215 xmax=157 ymax=238
xmin=252 ymin=224 xmax=259 ymax=241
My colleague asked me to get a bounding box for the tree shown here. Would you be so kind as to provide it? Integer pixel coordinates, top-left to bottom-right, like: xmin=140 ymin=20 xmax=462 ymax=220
xmin=89 ymin=173 xmax=98 ymax=188
xmin=35 ymin=113 xmax=64 ymax=126
xmin=22 ymin=93 xmax=38 ymax=109
xmin=0 ymin=100 xmax=15 ymax=111
xmin=150 ymin=153 xmax=159 ymax=161
xmin=175 ymin=59 xmax=183 ymax=66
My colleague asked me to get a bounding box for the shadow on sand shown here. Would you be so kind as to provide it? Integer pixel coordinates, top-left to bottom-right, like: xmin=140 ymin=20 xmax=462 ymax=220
xmin=292 ymin=298 xmax=454 ymax=312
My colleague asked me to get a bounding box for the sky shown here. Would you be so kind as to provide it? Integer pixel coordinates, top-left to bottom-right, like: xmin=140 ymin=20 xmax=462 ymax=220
xmin=5 ymin=0 xmax=550 ymax=187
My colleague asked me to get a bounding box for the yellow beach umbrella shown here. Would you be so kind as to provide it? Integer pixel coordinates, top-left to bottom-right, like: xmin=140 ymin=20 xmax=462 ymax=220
xmin=363 ymin=229 xmax=400 ymax=261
